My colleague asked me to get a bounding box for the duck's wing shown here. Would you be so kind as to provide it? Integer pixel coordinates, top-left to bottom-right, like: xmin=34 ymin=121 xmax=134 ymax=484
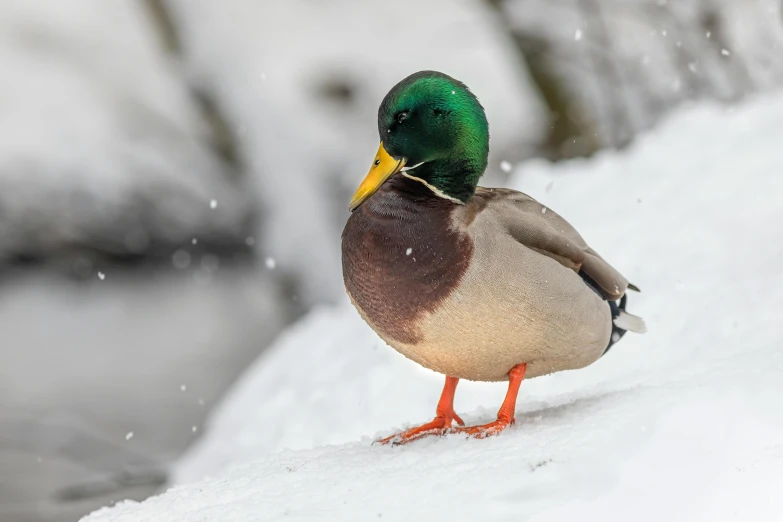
xmin=471 ymin=187 xmax=631 ymax=301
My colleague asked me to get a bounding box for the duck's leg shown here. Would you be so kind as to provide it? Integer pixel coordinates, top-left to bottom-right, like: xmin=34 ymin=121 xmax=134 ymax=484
xmin=377 ymin=376 xmax=464 ymax=445
xmin=452 ymin=363 xmax=527 ymax=439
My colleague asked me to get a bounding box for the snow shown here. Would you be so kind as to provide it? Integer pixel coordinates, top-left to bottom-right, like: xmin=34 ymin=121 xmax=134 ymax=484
xmin=84 ymin=94 xmax=783 ymax=521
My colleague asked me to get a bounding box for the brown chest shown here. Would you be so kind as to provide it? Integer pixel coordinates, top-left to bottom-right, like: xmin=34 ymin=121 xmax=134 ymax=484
xmin=341 ymin=178 xmax=473 ymax=344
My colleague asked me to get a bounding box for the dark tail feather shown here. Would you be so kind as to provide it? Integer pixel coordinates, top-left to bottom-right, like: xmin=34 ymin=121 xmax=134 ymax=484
xmin=603 ymin=292 xmax=647 ymax=354
xmin=603 ymin=296 xmax=628 ymax=355
xmin=577 ymin=270 xmax=646 ymax=356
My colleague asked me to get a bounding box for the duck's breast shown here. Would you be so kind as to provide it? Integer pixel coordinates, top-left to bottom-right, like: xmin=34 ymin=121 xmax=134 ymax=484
xmin=341 ymin=183 xmax=472 ymax=347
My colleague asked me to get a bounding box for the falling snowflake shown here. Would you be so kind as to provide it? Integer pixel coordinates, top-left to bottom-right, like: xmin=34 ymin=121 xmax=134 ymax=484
xmin=210 ymin=199 xmax=218 ymax=209
xmin=172 ymin=250 xmax=191 ymax=270
xmin=406 ymin=248 xmax=413 ymax=256
xmin=125 ymin=432 xmax=134 ymax=440
xmin=265 ymin=257 xmax=276 ymax=269
xmin=574 ymin=29 xmax=583 ymax=41
xmin=98 ymin=272 xmax=105 ymax=281
xmin=500 ymin=161 xmax=513 ymax=173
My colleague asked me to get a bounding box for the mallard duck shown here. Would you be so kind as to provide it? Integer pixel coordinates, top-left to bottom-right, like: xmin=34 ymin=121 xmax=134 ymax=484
xmin=342 ymin=71 xmax=645 ymax=444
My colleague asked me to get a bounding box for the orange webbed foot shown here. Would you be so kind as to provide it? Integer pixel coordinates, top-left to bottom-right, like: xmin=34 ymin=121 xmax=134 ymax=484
xmin=377 ymin=376 xmax=464 ymax=446
xmin=450 ymin=417 xmax=514 ymax=439
xmin=377 ymin=411 xmax=465 ymax=446
xmin=451 ymin=363 xmax=526 ymax=440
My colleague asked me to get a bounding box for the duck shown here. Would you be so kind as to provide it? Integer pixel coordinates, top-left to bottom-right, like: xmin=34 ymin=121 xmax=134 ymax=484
xmin=341 ymin=70 xmax=645 ymax=444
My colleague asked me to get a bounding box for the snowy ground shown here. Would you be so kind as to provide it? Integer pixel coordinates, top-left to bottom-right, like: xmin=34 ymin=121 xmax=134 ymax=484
xmin=85 ymin=94 xmax=783 ymax=520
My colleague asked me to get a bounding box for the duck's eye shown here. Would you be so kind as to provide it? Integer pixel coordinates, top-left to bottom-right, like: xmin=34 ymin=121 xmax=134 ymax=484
xmin=397 ymin=111 xmax=409 ymax=124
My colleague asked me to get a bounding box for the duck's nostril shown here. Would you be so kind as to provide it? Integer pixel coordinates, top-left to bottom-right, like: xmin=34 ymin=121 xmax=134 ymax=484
xmin=374 ymin=159 xmax=381 ymax=166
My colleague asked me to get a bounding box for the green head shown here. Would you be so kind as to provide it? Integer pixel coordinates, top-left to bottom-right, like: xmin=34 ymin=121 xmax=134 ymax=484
xmin=348 ymin=71 xmax=489 ymax=211
xmin=380 ymin=71 xmax=489 ymax=201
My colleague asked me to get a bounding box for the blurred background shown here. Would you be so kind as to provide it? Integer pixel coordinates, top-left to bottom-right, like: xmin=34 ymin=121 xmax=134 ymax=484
xmin=0 ymin=0 xmax=781 ymax=520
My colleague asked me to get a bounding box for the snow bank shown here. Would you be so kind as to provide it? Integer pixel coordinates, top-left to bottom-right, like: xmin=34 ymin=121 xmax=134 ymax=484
xmin=85 ymin=94 xmax=783 ymax=521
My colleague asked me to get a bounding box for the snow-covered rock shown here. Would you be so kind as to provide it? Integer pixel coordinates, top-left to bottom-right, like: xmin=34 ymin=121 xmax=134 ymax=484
xmin=500 ymin=0 xmax=783 ymax=146
xmin=84 ymin=93 xmax=783 ymax=521
xmin=0 ymin=0 xmax=255 ymax=264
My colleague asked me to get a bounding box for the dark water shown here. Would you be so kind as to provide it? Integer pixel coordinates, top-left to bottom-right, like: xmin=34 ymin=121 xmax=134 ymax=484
xmin=0 ymin=268 xmax=285 ymax=521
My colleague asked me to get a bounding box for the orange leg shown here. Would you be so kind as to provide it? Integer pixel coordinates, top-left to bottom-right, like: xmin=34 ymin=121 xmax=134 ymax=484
xmin=378 ymin=376 xmax=464 ymax=445
xmin=452 ymin=363 xmax=527 ymax=439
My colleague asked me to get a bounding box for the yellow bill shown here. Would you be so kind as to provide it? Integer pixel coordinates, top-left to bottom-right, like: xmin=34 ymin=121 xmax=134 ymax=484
xmin=349 ymin=142 xmax=406 ymax=211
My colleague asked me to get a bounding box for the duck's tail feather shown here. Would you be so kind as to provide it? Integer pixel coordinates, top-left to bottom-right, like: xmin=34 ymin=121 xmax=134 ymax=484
xmin=614 ymin=290 xmax=646 ymax=333
xmin=614 ymin=310 xmax=647 ymax=333
xmin=603 ymin=291 xmax=646 ymax=356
